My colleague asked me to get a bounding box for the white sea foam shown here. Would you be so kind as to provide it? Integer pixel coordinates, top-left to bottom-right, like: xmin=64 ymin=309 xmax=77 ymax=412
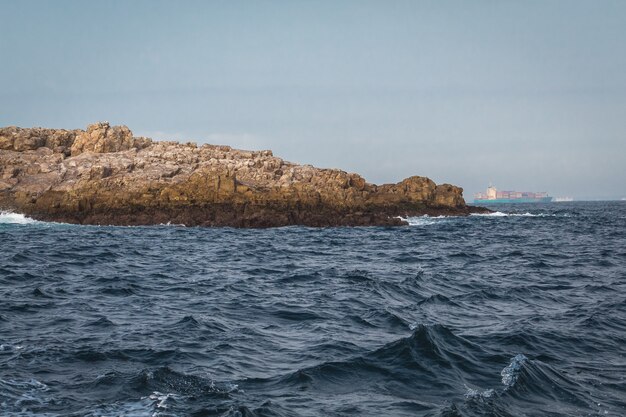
xmin=148 ymin=391 xmax=179 ymax=409
xmin=78 ymin=392 xmax=180 ymax=417
xmin=158 ymin=221 xmax=187 ymax=227
xmin=462 ymin=353 xmax=528 ymax=403
xmin=0 ymin=344 xmax=23 ymax=352
xmin=402 ymin=211 xmax=556 ymax=225
xmin=470 ymin=211 xmax=551 ymax=218
xmin=501 ymin=353 xmax=527 ymax=387
xmin=0 ymin=212 xmax=76 ymax=227
xmin=464 ymin=385 xmax=495 ymax=400
xmin=399 ymin=215 xmax=448 ymax=226
xmin=0 ymin=211 xmax=40 ymax=224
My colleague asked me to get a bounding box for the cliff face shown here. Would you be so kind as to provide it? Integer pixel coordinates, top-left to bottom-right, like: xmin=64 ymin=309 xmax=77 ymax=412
xmin=0 ymin=122 xmax=481 ymax=227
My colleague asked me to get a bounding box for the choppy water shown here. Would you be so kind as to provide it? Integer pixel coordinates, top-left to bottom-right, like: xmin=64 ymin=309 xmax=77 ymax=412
xmin=1 ymin=202 xmax=625 ymax=416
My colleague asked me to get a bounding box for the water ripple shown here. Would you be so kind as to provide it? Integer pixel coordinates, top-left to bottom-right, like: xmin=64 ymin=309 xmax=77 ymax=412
xmin=0 ymin=202 xmax=624 ymax=416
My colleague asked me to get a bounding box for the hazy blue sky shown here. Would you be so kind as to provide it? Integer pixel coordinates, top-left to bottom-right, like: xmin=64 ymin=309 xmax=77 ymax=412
xmin=1 ymin=1 xmax=625 ymax=199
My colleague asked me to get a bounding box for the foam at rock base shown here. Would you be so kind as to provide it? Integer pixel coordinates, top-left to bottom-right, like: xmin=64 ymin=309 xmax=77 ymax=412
xmin=0 ymin=212 xmax=39 ymax=224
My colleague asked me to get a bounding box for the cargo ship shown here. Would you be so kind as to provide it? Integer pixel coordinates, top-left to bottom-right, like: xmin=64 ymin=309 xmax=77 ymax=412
xmin=474 ymin=185 xmax=552 ymax=204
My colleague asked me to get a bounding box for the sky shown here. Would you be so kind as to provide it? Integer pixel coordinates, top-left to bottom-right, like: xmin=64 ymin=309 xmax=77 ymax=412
xmin=1 ymin=0 xmax=625 ymax=200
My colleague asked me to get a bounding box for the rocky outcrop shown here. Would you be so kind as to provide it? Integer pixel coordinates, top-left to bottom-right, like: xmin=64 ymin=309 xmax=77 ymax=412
xmin=0 ymin=126 xmax=80 ymax=155
xmin=0 ymin=122 xmax=487 ymax=227
xmin=70 ymin=122 xmax=152 ymax=156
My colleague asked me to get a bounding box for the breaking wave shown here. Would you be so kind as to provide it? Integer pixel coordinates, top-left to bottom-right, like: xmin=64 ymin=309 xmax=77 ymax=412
xmin=399 ymin=215 xmax=449 ymax=226
xmin=470 ymin=211 xmax=555 ymax=217
xmin=0 ymin=211 xmax=40 ymax=224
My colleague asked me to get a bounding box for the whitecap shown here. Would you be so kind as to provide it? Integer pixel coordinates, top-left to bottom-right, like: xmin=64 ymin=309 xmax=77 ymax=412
xmin=470 ymin=212 xmax=552 ymax=218
xmin=0 ymin=211 xmax=39 ymax=224
xmin=80 ymin=392 xmax=180 ymax=417
xmin=470 ymin=211 xmax=508 ymax=217
xmin=462 ymin=354 xmax=527 ymax=404
xmin=464 ymin=385 xmax=495 ymax=400
xmin=158 ymin=221 xmax=187 ymax=227
xmin=147 ymin=391 xmax=179 ymax=409
xmin=501 ymin=353 xmax=527 ymax=387
xmin=398 ymin=215 xmax=448 ymax=226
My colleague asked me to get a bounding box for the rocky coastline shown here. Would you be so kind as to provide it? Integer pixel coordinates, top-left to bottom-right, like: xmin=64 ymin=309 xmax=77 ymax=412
xmin=0 ymin=122 xmax=488 ymax=227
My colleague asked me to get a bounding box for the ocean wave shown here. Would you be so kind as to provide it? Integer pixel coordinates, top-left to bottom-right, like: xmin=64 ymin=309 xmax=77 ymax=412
xmin=0 ymin=211 xmax=73 ymax=226
xmin=500 ymin=353 xmax=527 ymax=387
xmin=246 ymin=324 xmax=495 ymax=399
xmin=132 ymin=367 xmax=236 ymax=398
xmin=73 ymin=367 xmax=238 ymax=416
xmin=76 ymin=391 xmax=184 ymax=417
xmin=399 ymin=215 xmax=449 ymax=226
xmin=458 ymin=353 xmax=610 ymax=416
xmin=464 ymin=385 xmax=495 ymax=400
xmin=416 ymin=293 xmax=462 ymax=308
xmin=0 ymin=377 xmax=54 ymax=416
xmin=470 ymin=211 xmax=556 ymax=217
xmin=1 ymin=201 xmax=623 ymax=416
xmin=157 ymin=221 xmax=187 ymax=227
xmin=0 ymin=211 xmax=40 ymax=224
xmin=80 ymin=398 xmax=157 ymax=417
xmin=402 ymin=211 xmax=559 ymax=225
xmin=462 ymin=354 xmax=528 ymax=405
xmin=0 ymin=211 xmax=186 ymax=228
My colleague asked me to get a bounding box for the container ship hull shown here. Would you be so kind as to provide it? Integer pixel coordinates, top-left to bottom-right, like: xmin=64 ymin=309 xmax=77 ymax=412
xmin=474 ymin=186 xmax=552 ymax=204
xmin=474 ymin=197 xmax=553 ymax=204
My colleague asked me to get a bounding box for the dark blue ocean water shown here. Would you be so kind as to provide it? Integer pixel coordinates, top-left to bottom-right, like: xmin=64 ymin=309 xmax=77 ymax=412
xmin=1 ymin=202 xmax=625 ymax=416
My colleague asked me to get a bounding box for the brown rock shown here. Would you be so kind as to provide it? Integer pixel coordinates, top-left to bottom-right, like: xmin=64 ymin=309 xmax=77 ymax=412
xmin=0 ymin=126 xmax=80 ymax=155
xmin=45 ymin=130 xmax=78 ymax=155
xmin=0 ymin=122 xmax=488 ymax=227
xmin=434 ymin=184 xmax=465 ymax=207
xmin=0 ymin=127 xmax=17 ymax=150
xmin=14 ymin=134 xmax=46 ymax=151
xmin=70 ymin=122 xmax=135 ymax=156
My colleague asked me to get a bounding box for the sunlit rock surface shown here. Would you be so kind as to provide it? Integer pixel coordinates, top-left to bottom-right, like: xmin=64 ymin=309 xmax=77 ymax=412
xmin=0 ymin=122 xmax=485 ymax=226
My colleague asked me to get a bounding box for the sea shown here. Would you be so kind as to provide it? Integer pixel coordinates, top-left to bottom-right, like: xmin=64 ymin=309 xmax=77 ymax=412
xmin=1 ymin=201 xmax=625 ymax=417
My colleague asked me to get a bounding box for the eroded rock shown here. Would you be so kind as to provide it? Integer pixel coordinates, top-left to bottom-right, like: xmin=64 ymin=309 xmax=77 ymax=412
xmin=70 ymin=122 xmax=135 ymax=156
xmin=0 ymin=122 xmax=486 ymax=226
